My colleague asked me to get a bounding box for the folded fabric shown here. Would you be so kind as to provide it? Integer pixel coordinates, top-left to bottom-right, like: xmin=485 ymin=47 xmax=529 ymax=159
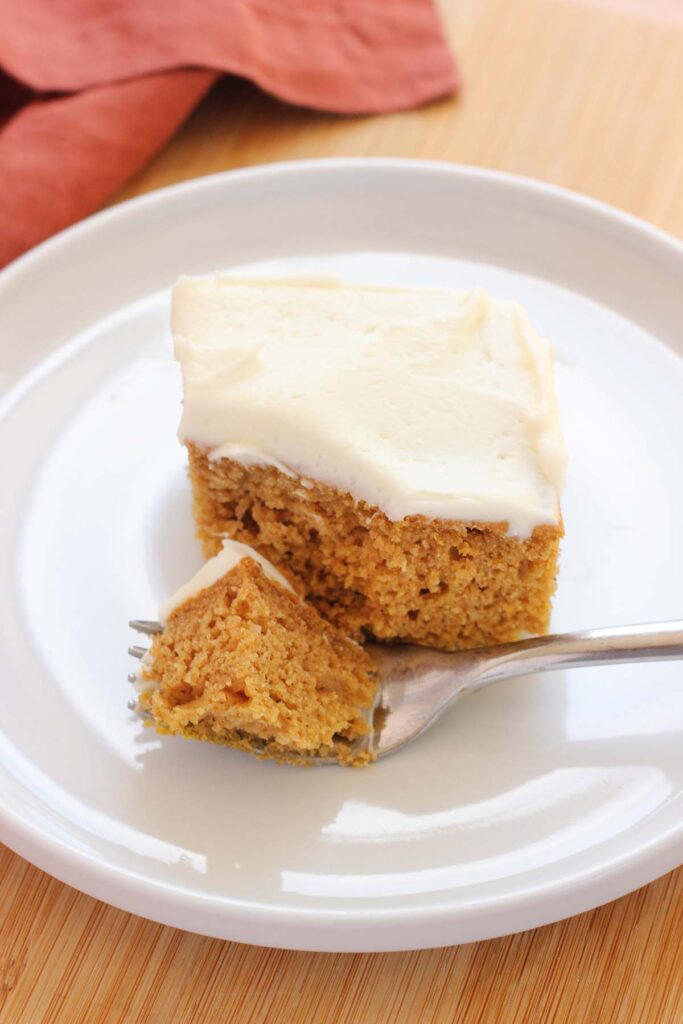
xmin=0 ymin=0 xmax=458 ymax=268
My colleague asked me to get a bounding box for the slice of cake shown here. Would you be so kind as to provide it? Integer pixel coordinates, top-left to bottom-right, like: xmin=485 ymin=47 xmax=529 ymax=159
xmin=139 ymin=539 xmax=379 ymax=765
xmin=173 ymin=276 xmax=567 ymax=650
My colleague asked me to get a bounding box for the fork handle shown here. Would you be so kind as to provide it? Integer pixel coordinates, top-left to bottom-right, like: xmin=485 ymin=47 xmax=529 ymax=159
xmin=475 ymin=620 xmax=683 ymax=686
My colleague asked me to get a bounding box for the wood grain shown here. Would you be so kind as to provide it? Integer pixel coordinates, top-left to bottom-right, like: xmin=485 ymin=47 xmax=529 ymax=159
xmin=2 ymin=0 xmax=682 ymax=1021
xmin=1 ymin=847 xmax=682 ymax=1023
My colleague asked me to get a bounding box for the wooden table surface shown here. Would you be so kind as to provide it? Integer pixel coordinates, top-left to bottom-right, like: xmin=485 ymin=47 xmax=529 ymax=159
xmin=2 ymin=0 xmax=682 ymax=1021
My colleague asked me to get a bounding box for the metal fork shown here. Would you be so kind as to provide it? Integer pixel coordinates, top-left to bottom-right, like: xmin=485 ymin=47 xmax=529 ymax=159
xmin=129 ymin=619 xmax=683 ymax=762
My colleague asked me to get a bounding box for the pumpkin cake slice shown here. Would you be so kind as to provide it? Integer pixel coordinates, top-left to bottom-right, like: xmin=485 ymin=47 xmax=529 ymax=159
xmin=172 ymin=275 xmax=567 ymax=651
xmin=138 ymin=540 xmax=379 ymax=765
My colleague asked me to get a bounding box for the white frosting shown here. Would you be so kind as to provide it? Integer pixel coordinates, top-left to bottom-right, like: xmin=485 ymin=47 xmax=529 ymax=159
xmin=207 ymin=440 xmax=295 ymax=477
xmin=173 ymin=276 xmax=566 ymax=538
xmin=160 ymin=539 xmax=293 ymax=622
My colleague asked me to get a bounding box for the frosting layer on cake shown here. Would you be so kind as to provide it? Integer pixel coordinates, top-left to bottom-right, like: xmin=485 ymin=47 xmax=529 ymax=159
xmin=160 ymin=539 xmax=292 ymax=622
xmin=173 ymin=276 xmax=566 ymax=537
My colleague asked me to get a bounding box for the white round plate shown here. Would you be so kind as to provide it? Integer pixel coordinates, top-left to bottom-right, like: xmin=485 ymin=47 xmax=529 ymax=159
xmin=1 ymin=160 xmax=682 ymax=952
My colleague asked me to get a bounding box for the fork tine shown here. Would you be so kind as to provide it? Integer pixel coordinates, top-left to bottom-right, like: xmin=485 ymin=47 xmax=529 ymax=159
xmin=128 ymin=699 xmax=153 ymax=720
xmin=128 ymin=645 xmax=148 ymax=659
xmin=129 ymin=619 xmax=163 ymax=636
xmin=128 ymin=672 xmax=139 ymax=683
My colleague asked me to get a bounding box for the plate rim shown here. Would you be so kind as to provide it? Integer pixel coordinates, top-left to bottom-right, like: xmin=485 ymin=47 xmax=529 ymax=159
xmin=1 ymin=157 xmax=682 ymax=950
xmin=2 ymin=157 xmax=682 ymax=293
xmin=3 ymin=794 xmax=682 ymax=950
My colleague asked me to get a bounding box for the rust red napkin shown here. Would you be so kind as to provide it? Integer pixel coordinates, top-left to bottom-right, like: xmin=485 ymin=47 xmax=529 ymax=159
xmin=0 ymin=0 xmax=458 ymax=268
